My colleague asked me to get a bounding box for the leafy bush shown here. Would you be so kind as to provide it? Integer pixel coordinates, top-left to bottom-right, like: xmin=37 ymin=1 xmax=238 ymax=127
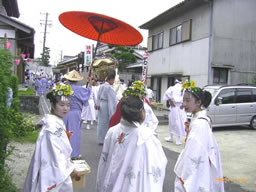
xmin=9 ymin=75 xmax=20 ymax=112
xmin=0 ymin=48 xmax=19 ymax=191
xmin=8 ymin=110 xmax=37 ymax=138
xmin=0 ymin=167 xmax=17 ymax=192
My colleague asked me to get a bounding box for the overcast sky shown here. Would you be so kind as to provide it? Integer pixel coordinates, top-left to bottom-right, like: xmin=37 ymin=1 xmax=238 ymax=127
xmin=17 ymin=0 xmax=183 ymax=65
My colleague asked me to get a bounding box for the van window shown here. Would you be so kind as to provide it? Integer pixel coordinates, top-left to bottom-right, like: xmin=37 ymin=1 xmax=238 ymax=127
xmin=252 ymin=89 xmax=256 ymax=102
xmin=236 ymin=88 xmax=252 ymax=103
xmin=215 ymin=88 xmax=235 ymax=104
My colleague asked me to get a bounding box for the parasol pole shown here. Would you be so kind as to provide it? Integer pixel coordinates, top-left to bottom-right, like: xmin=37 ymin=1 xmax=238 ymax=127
xmin=86 ymin=21 xmax=105 ymax=87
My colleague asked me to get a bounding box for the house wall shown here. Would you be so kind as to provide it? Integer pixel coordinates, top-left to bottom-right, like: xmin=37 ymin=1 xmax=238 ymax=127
xmin=147 ymin=3 xmax=211 ymax=104
xmin=212 ymin=0 xmax=256 ymax=84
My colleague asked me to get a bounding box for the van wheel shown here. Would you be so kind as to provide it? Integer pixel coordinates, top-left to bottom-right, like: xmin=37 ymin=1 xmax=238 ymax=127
xmin=250 ymin=116 xmax=256 ymax=130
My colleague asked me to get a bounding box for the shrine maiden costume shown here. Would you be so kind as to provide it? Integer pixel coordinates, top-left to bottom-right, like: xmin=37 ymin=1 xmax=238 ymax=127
xmin=24 ymin=114 xmax=74 ymax=192
xmin=81 ymin=85 xmax=96 ymax=123
xmin=143 ymin=100 xmax=159 ymax=133
xmin=174 ymin=110 xmax=224 ymax=192
xmin=96 ymin=81 xmax=118 ymax=144
xmin=163 ymin=81 xmax=186 ymax=138
xmin=97 ymin=119 xmax=167 ymax=192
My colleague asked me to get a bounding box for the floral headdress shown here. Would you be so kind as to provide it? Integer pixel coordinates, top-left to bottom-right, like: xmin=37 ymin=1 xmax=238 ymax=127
xmin=182 ymin=80 xmax=200 ymax=97
xmin=122 ymin=80 xmax=147 ymax=97
xmin=53 ymin=85 xmax=74 ymax=99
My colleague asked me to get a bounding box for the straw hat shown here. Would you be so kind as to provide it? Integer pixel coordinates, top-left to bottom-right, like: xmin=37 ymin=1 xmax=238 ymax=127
xmin=64 ymin=70 xmax=83 ymax=81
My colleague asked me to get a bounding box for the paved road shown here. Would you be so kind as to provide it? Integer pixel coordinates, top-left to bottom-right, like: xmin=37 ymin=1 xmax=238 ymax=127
xmin=74 ymin=123 xmax=251 ymax=192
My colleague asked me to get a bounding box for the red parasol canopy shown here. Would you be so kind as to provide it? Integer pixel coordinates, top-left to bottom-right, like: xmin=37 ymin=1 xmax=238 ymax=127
xmin=59 ymin=11 xmax=143 ymax=46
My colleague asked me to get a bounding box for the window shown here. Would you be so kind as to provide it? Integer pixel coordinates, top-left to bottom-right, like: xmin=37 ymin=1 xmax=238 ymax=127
xmin=176 ymin=25 xmax=182 ymax=43
xmin=147 ymin=36 xmax=153 ymax=52
xmin=170 ymin=28 xmax=176 ymax=45
xmin=151 ymin=76 xmax=162 ymax=102
xmin=215 ymin=88 xmax=235 ymax=104
xmin=213 ymin=68 xmax=228 ymax=84
xmin=252 ymin=89 xmax=256 ymax=102
xmin=152 ymin=32 xmax=163 ymax=51
xmin=236 ymin=88 xmax=252 ymax=103
xmin=169 ymin=20 xmax=191 ymax=46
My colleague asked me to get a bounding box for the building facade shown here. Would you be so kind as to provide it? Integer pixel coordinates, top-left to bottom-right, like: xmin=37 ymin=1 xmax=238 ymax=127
xmin=0 ymin=1 xmax=35 ymax=84
xmin=140 ymin=0 xmax=256 ymax=104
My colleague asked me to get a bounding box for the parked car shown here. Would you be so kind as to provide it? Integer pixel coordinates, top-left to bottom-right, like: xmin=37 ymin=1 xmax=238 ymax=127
xmin=203 ymin=84 xmax=256 ymax=129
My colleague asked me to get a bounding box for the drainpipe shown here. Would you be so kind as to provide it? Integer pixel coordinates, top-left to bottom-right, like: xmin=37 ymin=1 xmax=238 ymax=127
xmin=207 ymin=0 xmax=213 ymax=84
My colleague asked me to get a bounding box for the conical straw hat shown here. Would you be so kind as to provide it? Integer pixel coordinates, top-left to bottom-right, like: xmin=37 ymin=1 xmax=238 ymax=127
xmin=64 ymin=70 xmax=83 ymax=81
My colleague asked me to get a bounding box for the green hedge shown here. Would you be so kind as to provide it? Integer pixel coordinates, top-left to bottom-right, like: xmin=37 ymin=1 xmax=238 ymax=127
xmin=0 ymin=48 xmax=17 ymax=190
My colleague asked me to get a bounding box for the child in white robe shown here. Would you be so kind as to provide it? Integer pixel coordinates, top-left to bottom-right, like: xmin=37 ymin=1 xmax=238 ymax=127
xmin=97 ymin=96 xmax=167 ymax=192
xmin=174 ymin=81 xmax=224 ymax=192
xmin=23 ymin=85 xmax=80 ymax=192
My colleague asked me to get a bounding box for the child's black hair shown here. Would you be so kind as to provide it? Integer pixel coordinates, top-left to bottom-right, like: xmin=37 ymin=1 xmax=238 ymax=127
xmin=120 ymin=96 xmax=144 ymax=124
xmin=188 ymin=88 xmax=212 ymax=108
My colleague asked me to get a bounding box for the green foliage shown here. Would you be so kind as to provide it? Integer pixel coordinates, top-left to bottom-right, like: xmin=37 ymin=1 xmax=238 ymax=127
xmin=18 ymin=88 xmax=35 ymax=96
xmin=108 ymin=45 xmax=137 ymax=72
xmin=0 ymin=48 xmax=17 ymax=191
xmin=40 ymin=46 xmax=51 ymax=66
xmin=8 ymin=110 xmax=37 ymax=138
xmin=9 ymin=75 xmax=19 ymax=98
xmin=12 ymin=129 xmax=39 ymax=143
xmin=0 ymin=167 xmax=17 ymax=192
xmin=9 ymin=75 xmax=20 ymax=112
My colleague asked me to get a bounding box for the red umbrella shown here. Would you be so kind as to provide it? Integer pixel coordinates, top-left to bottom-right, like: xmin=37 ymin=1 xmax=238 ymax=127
xmin=59 ymin=11 xmax=143 ymax=85
xmin=59 ymin=11 xmax=143 ymax=48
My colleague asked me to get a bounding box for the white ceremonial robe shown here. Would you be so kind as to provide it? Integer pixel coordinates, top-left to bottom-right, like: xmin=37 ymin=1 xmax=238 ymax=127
xmin=24 ymin=114 xmax=75 ymax=192
xmin=174 ymin=110 xmax=224 ymax=192
xmin=81 ymin=86 xmax=96 ymax=122
xmin=143 ymin=101 xmax=159 ymax=133
xmin=96 ymin=82 xmax=118 ymax=144
xmin=96 ymin=119 xmax=167 ymax=192
xmin=163 ymin=83 xmax=186 ymax=137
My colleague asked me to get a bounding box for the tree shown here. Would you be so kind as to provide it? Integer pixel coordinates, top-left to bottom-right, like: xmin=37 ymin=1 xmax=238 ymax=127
xmin=40 ymin=46 xmax=51 ymax=66
xmin=108 ymin=45 xmax=137 ymax=72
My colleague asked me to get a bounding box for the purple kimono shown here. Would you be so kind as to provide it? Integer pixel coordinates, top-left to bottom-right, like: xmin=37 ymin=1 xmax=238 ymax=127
xmin=64 ymin=84 xmax=91 ymax=158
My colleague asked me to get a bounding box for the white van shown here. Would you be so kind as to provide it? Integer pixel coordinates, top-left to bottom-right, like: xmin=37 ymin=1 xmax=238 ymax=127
xmin=203 ymin=85 xmax=256 ymax=129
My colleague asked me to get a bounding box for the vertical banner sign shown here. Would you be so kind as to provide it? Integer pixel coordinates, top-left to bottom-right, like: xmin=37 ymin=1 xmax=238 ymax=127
xmin=84 ymin=45 xmax=93 ymax=66
xmin=141 ymin=52 xmax=150 ymax=83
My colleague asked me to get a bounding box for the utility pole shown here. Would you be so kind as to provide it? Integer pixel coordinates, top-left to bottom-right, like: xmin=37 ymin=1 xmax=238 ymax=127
xmin=40 ymin=12 xmax=52 ymax=60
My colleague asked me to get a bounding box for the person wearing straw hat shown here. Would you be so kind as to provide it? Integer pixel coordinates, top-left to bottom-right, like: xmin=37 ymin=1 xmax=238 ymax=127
xmin=63 ymin=70 xmax=92 ymax=159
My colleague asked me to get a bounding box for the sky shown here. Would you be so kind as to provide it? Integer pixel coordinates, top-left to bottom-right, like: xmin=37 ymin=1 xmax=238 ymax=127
xmin=17 ymin=0 xmax=183 ymax=65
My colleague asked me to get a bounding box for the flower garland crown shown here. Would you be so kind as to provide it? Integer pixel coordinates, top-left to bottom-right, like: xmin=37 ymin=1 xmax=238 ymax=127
xmin=122 ymin=80 xmax=147 ymax=97
xmin=182 ymin=80 xmax=199 ymax=93
xmin=53 ymin=85 xmax=74 ymax=97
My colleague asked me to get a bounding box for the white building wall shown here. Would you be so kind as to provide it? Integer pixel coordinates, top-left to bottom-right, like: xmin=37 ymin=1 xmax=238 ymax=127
xmin=149 ymin=37 xmax=209 ymax=87
xmin=212 ymin=0 xmax=256 ymax=84
xmin=148 ymin=3 xmax=211 ymax=97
